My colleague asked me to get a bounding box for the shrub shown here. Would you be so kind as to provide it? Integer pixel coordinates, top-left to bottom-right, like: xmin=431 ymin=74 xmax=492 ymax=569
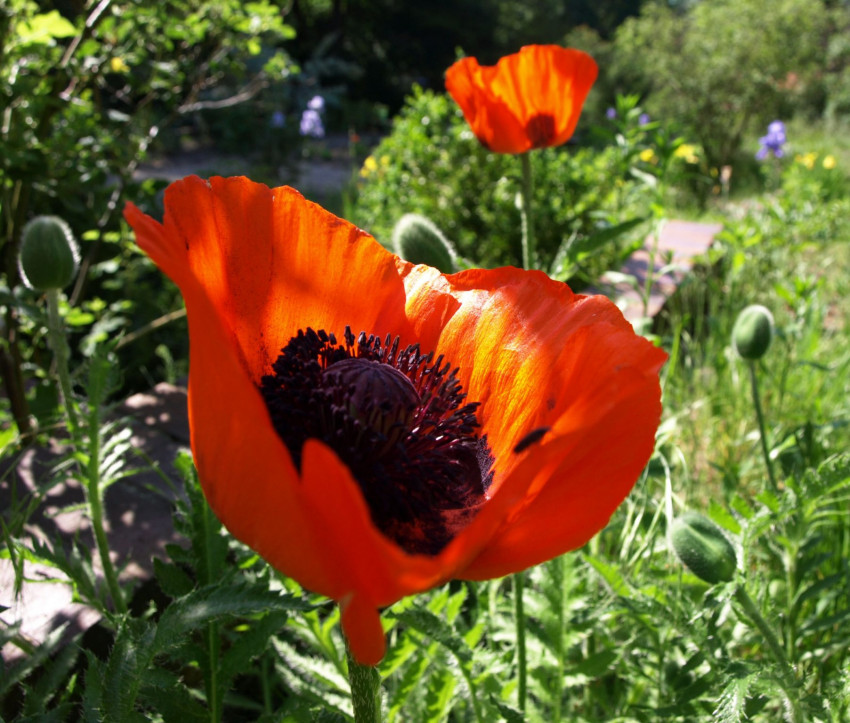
xmin=612 ymin=0 xmax=832 ymax=168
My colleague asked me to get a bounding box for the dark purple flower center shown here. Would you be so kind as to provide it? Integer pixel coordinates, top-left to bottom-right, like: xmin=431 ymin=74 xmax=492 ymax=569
xmin=526 ymin=113 xmax=556 ymax=148
xmin=259 ymin=327 xmax=493 ymax=555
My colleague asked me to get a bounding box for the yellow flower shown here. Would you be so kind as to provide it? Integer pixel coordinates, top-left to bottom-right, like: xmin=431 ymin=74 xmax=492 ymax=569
xmin=823 ymin=155 xmax=837 ymax=170
xmin=639 ymin=148 xmax=657 ymax=164
xmin=110 ymin=57 xmax=129 ymax=73
xmin=795 ymin=152 xmax=817 ymax=170
xmin=673 ymin=143 xmax=699 ymax=164
xmin=360 ymin=156 xmax=378 ymax=178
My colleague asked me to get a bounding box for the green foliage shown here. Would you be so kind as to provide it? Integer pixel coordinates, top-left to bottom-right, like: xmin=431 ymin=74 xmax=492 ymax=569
xmin=352 ymin=86 xmax=651 ymax=281
xmin=612 ymin=0 xmax=835 ymax=168
xmin=0 ymin=0 xmax=297 ymax=432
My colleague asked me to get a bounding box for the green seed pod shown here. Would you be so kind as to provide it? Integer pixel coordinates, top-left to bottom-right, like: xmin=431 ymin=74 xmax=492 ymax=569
xmin=392 ymin=213 xmax=457 ymax=273
xmin=670 ymin=511 xmax=737 ymax=584
xmin=732 ymin=304 xmax=774 ymax=360
xmin=19 ymin=216 xmax=80 ymax=292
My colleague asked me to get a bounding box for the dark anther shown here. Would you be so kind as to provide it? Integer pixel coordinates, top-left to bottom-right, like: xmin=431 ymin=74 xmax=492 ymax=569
xmin=513 ymin=426 xmax=551 ymax=454
xmin=259 ymin=326 xmax=494 ymax=556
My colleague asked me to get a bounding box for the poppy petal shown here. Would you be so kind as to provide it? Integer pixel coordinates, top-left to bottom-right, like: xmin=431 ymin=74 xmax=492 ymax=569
xmin=398 ymin=264 xmax=666 ymax=576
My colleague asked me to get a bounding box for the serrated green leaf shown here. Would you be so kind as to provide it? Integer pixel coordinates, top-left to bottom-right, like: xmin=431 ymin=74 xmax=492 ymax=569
xmin=154 ymin=583 xmax=310 ymax=653
xmin=731 ymin=494 xmax=754 ymax=520
xmin=23 ymin=640 xmax=79 ymax=714
xmin=713 ymin=672 xmax=761 ymax=723
xmin=218 ymin=611 xmax=288 ymax=684
xmin=584 ymin=554 xmax=630 ymax=596
xmin=139 ymin=667 xmax=208 ymax=721
xmin=388 ymin=646 xmax=434 ymax=718
xmin=153 ymin=557 xmax=195 ymax=598
xmin=488 ymin=696 xmax=525 ymax=722
xmin=424 ymin=667 xmax=456 ymax=722
xmin=102 ymin=617 xmax=156 ymax=721
xmin=708 ymin=500 xmax=742 ymax=534
xmin=389 ymin=608 xmax=472 ymax=664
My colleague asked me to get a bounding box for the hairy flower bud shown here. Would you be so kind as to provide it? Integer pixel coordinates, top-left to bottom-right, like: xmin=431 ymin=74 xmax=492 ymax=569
xmin=392 ymin=213 xmax=457 ymax=273
xmin=19 ymin=216 xmax=80 ymax=292
xmin=732 ymin=304 xmax=774 ymax=361
xmin=671 ymin=512 xmax=737 ymax=584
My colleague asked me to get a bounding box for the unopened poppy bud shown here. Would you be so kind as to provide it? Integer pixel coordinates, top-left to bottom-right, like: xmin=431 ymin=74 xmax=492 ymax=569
xmin=732 ymin=305 xmax=774 ymax=360
xmin=19 ymin=216 xmax=80 ymax=292
xmin=670 ymin=512 xmax=737 ymax=584
xmin=392 ymin=213 xmax=457 ymax=273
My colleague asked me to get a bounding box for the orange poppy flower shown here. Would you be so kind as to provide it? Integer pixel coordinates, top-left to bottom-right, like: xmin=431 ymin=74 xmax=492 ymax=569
xmin=124 ymin=176 xmax=666 ymax=666
xmin=445 ymin=45 xmax=598 ymax=154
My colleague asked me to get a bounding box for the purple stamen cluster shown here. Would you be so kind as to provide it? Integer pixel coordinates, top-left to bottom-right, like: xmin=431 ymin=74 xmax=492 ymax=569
xmin=259 ymin=327 xmax=493 ymax=555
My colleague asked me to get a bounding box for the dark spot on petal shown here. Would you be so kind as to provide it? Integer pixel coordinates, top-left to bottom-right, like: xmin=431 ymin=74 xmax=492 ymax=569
xmin=513 ymin=427 xmax=551 ymax=454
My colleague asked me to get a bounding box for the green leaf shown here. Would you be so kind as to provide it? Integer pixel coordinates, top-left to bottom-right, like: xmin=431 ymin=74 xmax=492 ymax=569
xmin=102 ymin=617 xmax=157 ymax=721
xmin=387 ymin=645 xmax=434 ymax=717
xmin=708 ymin=501 xmax=742 ymax=534
xmin=16 ymin=11 xmax=77 ymax=45
xmin=153 ymin=583 xmax=310 ymax=653
xmin=152 ymin=557 xmax=195 ymax=598
xmin=389 ymin=608 xmax=472 ymax=664
xmin=424 ymin=667 xmax=456 ymax=722
xmin=713 ymin=672 xmax=761 ymax=723
xmin=488 ymin=697 xmax=525 ymax=723
xmin=218 ymin=611 xmax=288 ymax=684
xmin=584 ymin=554 xmax=631 ymax=596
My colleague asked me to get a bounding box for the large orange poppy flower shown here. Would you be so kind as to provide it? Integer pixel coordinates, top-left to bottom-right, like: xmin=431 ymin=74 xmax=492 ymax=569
xmin=445 ymin=45 xmax=598 ymax=154
xmin=124 ymin=176 xmax=665 ymax=666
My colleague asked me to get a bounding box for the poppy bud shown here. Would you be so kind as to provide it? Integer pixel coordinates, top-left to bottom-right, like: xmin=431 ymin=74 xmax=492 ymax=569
xmin=18 ymin=216 xmax=80 ymax=292
xmin=670 ymin=512 xmax=737 ymax=584
xmin=392 ymin=213 xmax=457 ymax=273
xmin=732 ymin=305 xmax=774 ymax=361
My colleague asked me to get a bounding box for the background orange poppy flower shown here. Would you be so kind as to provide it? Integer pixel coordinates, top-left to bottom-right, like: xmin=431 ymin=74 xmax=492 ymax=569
xmin=124 ymin=176 xmax=665 ymax=665
xmin=445 ymin=45 xmax=598 ymax=154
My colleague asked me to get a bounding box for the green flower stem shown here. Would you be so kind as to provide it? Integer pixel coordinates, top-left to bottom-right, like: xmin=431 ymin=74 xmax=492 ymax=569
xmin=520 ymin=152 xmax=536 ymax=270
xmin=347 ymin=646 xmax=382 ymax=723
xmin=45 ymin=290 xmax=79 ymax=437
xmin=733 ymin=586 xmax=801 ymax=723
xmin=747 ymin=361 xmax=778 ymax=491
xmin=46 ymin=290 xmax=126 ymax=615
xmin=514 ymin=571 xmax=528 ymax=712
xmin=551 ymin=556 xmax=565 ymax=722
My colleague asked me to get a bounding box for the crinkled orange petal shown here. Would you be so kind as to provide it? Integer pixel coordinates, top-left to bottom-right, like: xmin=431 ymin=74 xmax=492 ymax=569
xmin=124 ymin=178 xmax=429 ymax=602
xmin=446 ymin=45 xmax=598 ymax=154
xmin=399 ymin=264 xmax=666 ymax=575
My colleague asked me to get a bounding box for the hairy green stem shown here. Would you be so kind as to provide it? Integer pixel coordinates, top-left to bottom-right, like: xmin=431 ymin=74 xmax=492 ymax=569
xmin=514 ymin=571 xmax=528 ymax=712
xmin=48 ymin=290 xmax=126 ymax=614
xmin=520 ymin=152 xmax=536 ymax=270
xmin=346 ymin=646 xmax=382 ymax=723
xmin=552 ymin=556 xmax=565 ymax=722
xmin=84 ymin=372 xmax=127 ymax=615
xmin=747 ymin=362 xmax=778 ymax=491
xmin=734 ymin=586 xmax=801 ymax=723
xmin=46 ymin=290 xmax=79 ymax=436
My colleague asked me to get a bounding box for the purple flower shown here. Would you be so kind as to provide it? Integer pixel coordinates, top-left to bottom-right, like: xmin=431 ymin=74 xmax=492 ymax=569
xmin=307 ymin=95 xmax=325 ymax=111
xmin=638 ymin=113 xmax=650 ymax=126
xmin=270 ymin=110 xmax=286 ymax=129
xmin=300 ymin=109 xmax=325 ymax=138
xmin=606 ymin=107 xmax=617 ymax=120
xmin=756 ymin=120 xmax=786 ymax=160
